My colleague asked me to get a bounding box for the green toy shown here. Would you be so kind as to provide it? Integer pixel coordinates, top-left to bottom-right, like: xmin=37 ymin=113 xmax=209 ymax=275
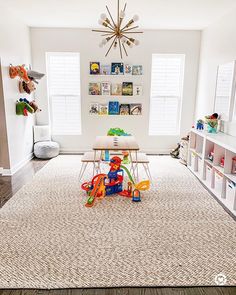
xmin=107 ymin=128 xmax=131 ymax=136
xmin=16 ymin=101 xmax=34 ymax=116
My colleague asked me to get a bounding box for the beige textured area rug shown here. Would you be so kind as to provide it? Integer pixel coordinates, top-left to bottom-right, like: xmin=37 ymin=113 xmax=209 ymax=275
xmin=0 ymin=155 xmax=236 ymax=288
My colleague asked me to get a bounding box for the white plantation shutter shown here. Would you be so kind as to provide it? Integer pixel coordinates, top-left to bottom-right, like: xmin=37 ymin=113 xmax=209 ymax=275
xmin=149 ymin=54 xmax=185 ymax=135
xmin=46 ymin=52 xmax=81 ymax=134
xmin=214 ymin=62 xmax=235 ymax=120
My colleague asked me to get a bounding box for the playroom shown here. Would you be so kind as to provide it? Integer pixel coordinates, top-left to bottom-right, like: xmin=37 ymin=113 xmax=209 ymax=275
xmin=0 ymin=0 xmax=236 ymax=294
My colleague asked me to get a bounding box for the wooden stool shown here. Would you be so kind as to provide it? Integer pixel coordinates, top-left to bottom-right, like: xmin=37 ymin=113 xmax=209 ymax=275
xmin=79 ymin=152 xmax=101 ymax=182
xmin=130 ymin=153 xmax=152 ymax=181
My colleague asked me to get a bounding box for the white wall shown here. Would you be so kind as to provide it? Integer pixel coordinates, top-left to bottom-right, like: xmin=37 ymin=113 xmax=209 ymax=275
xmin=31 ymin=28 xmax=201 ymax=153
xmin=195 ymin=8 xmax=236 ymax=135
xmin=0 ymin=8 xmax=34 ymax=172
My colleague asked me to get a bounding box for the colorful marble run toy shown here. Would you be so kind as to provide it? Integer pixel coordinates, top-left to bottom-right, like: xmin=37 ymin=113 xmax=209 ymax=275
xmin=81 ymin=156 xmax=150 ymax=207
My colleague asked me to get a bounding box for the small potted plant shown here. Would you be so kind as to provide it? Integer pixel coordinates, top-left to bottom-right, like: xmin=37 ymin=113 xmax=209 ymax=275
xmin=205 ymin=113 xmax=219 ymax=133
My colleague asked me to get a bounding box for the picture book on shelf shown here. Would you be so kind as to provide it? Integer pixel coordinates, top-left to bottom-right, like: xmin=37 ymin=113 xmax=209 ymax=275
xmin=101 ymin=82 xmax=111 ymax=96
xmin=125 ymin=64 xmax=132 ymax=75
xmin=112 ymin=83 xmax=122 ymax=96
xmin=111 ymin=62 xmax=124 ymax=75
xmin=119 ymin=104 xmax=130 ymax=115
xmin=100 ymin=65 xmax=111 ymax=75
xmin=122 ymin=82 xmax=133 ymax=96
xmin=130 ymin=103 xmax=142 ymax=115
xmin=133 ymin=85 xmax=143 ymax=96
xmin=89 ymin=103 xmax=99 ymax=114
xmin=132 ymin=65 xmax=143 ymax=75
xmin=89 ymin=83 xmax=101 ymax=95
xmin=90 ymin=62 xmax=100 ymax=75
xmin=108 ymin=101 xmax=119 ymax=115
xmin=99 ymin=104 xmax=108 ymax=115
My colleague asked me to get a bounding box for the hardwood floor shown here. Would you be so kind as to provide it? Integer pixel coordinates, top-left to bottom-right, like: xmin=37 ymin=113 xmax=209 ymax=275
xmin=0 ymin=157 xmax=235 ymax=294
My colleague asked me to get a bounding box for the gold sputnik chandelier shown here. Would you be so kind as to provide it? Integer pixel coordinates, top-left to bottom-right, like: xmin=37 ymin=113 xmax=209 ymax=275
xmin=92 ymin=0 xmax=143 ymax=59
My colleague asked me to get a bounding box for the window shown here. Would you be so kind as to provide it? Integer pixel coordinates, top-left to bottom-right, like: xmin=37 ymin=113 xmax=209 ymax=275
xmin=149 ymin=54 xmax=185 ymax=135
xmin=46 ymin=52 xmax=81 ymax=135
xmin=214 ymin=61 xmax=235 ymax=121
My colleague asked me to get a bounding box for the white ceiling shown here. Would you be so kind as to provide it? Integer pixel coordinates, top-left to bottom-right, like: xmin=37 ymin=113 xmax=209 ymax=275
xmin=1 ymin=0 xmax=236 ymax=30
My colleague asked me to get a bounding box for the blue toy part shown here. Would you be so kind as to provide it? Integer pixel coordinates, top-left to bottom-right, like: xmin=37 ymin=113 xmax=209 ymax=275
xmin=196 ymin=122 xmax=204 ymax=130
xmin=104 ymin=150 xmax=110 ymax=161
xmin=132 ymin=189 xmax=141 ymax=202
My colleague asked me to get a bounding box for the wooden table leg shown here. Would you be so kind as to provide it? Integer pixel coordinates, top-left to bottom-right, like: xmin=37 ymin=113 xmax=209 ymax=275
xmin=135 ymin=150 xmax=139 ymax=182
xmin=129 ymin=151 xmax=136 ymax=182
xmin=93 ymin=150 xmax=97 ymax=177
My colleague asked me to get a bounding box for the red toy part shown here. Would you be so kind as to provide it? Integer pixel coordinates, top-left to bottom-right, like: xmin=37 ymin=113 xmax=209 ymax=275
xmin=118 ymin=190 xmax=132 ymax=198
xmin=109 ymin=156 xmax=122 ymax=171
xmin=81 ymin=182 xmax=92 ymax=191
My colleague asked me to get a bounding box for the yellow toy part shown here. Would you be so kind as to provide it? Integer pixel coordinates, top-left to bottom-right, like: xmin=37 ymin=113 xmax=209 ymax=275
xmin=134 ymin=180 xmax=150 ymax=191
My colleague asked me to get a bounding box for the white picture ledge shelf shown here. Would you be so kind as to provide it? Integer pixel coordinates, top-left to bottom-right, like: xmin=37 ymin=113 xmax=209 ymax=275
xmin=188 ymin=129 xmax=236 ymax=217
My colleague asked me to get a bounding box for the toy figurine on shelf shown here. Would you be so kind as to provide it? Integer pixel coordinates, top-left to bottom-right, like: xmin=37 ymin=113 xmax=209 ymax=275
xmin=208 ymin=151 xmax=214 ymax=162
xmin=220 ymin=157 xmax=225 ymax=168
xmin=132 ymin=189 xmax=141 ymax=202
xmin=205 ymin=113 xmax=219 ymax=133
xmin=196 ymin=119 xmax=204 ymax=130
xmin=232 ymin=157 xmax=236 ymax=174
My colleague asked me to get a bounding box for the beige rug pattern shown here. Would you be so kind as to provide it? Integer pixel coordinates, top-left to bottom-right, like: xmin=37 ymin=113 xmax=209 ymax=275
xmin=0 ymin=155 xmax=236 ymax=288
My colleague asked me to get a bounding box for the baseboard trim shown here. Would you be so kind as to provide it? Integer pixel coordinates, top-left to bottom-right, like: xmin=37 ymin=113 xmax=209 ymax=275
xmin=1 ymin=152 xmax=34 ymax=176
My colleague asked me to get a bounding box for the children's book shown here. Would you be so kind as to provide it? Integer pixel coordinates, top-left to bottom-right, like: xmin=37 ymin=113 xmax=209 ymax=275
xmin=111 ymin=62 xmax=124 ymax=75
xmin=122 ymin=82 xmax=133 ymax=96
xmin=132 ymin=65 xmax=143 ymax=75
xmin=133 ymin=85 xmax=143 ymax=96
xmin=101 ymin=82 xmax=111 ymax=96
xmin=119 ymin=104 xmax=130 ymax=115
xmin=99 ymin=104 xmax=108 ymax=115
xmin=100 ymin=65 xmax=111 ymax=75
xmin=90 ymin=62 xmax=100 ymax=75
xmin=108 ymin=101 xmax=120 ymax=115
xmin=89 ymin=83 xmax=101 ymax=95
xmin=89 ymin=103 xmax=99 ymax=114
xmin=111 ymin=83 xmax=122 ymax=96
xmin=125 ymin=64 xmax=132 ymax=75
xmin=130 ymin=103 xmax=142 ymax=115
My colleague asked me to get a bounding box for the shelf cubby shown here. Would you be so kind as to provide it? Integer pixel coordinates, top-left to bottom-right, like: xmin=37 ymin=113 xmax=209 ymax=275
xmin=188 ymin=129 xmax=236 ymax=217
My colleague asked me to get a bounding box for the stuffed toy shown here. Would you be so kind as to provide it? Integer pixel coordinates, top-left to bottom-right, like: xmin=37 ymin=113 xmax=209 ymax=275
xmin=9 ymin=64 xmax=30 ymax=82
xmin=29 ymin=100 xmax=41 ymax=112
xmin=27 ymin=70 xmax=45 ymax=84
xmin=16 ymin=101 xmax=34 ymax=116
xmin=19 ymin=80 xmax=36 ymax=94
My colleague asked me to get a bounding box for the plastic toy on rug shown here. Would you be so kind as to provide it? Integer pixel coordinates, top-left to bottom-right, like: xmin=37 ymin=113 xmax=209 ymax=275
xmin=107 ymin=128 xmax=131 ymax=136
xmin=81 ymin=156 xmax=150 ymax=207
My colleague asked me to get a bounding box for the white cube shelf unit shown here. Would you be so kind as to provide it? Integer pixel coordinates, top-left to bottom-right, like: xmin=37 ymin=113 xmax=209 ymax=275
xmin=188 ymin=129 xmax=236 ymax=216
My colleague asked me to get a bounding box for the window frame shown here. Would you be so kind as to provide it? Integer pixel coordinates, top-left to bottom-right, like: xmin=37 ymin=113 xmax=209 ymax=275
xmin=148 ymin=53 xmax=185 ymax=136
xmin=213 ymin=61 xmax=236 ymax=122
xmin=46 ymin=52 xmax=82 ymax=136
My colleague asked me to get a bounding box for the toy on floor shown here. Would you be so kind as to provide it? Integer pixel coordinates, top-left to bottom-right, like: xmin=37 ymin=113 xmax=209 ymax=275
xmin=132 ymin=189 xmax=141 ymax=202
xmin=107 ymin=128 xmax=131 ymax=136
xmin=81 ymin=156 xmax=150 ymax=207
xmin=196 ymin=119 xmax=204 ymax=130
